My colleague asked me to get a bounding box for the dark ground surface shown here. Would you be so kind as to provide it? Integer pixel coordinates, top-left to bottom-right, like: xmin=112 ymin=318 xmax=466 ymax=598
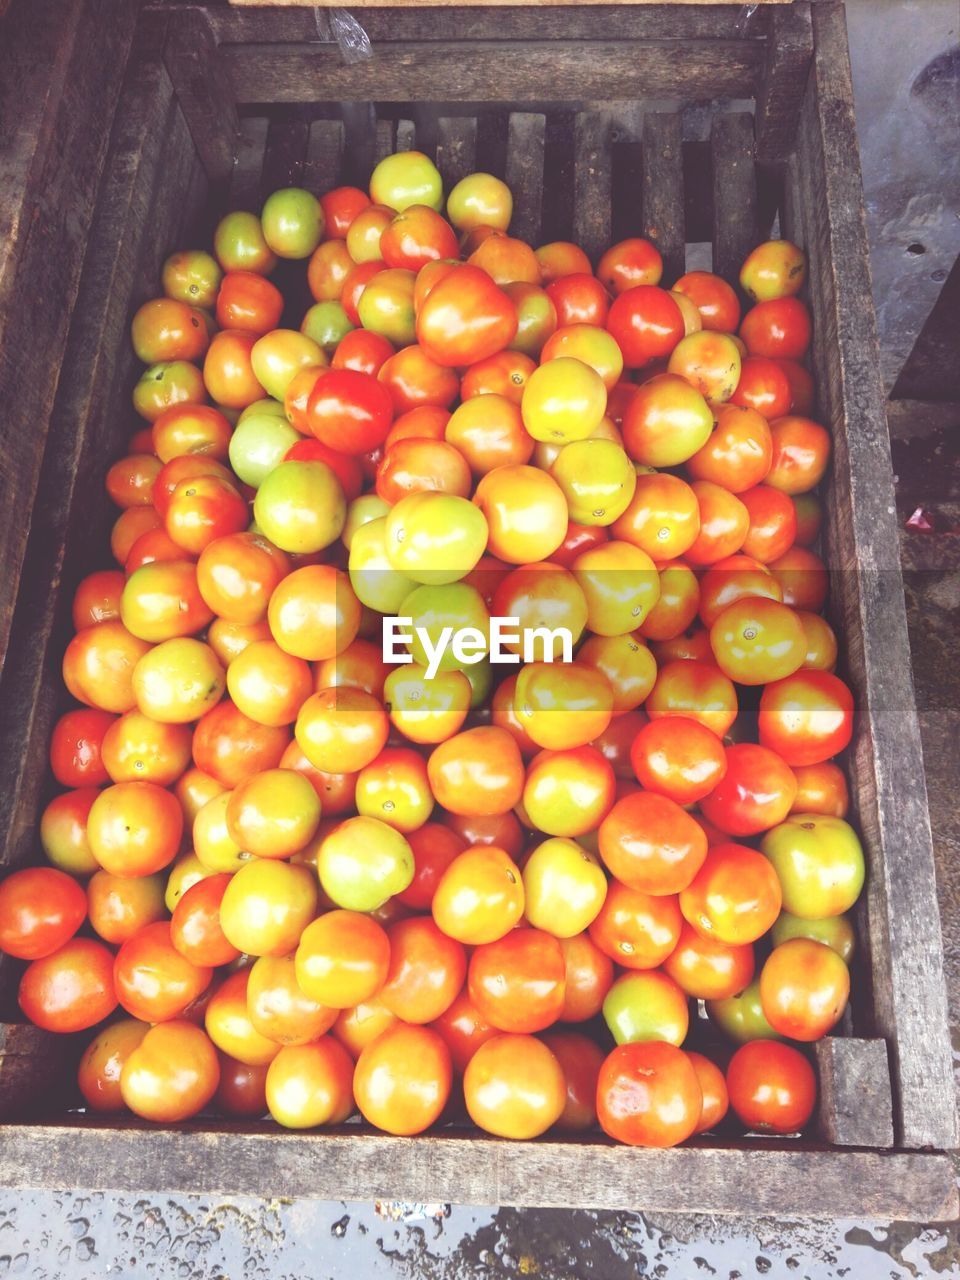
xmin=1 ymin=1 xmax=958 ymax=1275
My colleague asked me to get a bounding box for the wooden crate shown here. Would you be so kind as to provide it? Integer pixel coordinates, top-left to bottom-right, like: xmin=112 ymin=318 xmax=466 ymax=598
xmin=0 ymin=0 xmax=955 ymax=1219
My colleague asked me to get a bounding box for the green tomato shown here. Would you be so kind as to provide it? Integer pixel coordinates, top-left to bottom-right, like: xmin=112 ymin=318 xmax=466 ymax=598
xmin=551 ymin=439 xmax=638 ymax=526
xmin=356 ymin=268 xmax=416 ymax=346
xmin=250 ymin=330 xmax=325 ymax=402
xmin=213 ymin=211 xmax=276 ymax=274
xmin=761 ymin=814 xmax=865 ymax=919
xmin=318 ymin=816 xmax=414 ymax=911
xmin=162 ymin=250 xmax=222 ymax=308
xmin=384 ymin=492 xmax=489 ymax=584
xmin=253 ymin=459 xmax=346 ymax=554
xmin=369 ymin=151 xmax=443 ymax=213
xmin=522 ymin=838 xmax=608 ymax=937
xmin=348 ymin=517 xmax=417 ymax=615
xmin=401 ymin=582 xmax=490 ymax=674
xmin=342 ymin=494 xmax=391 ymax=550
xmin=446 ymin=173 xmax=513 ymax=232
xmin=301 ymin=301 xmax=354 ymax=355
xmin=462 ymin=658 xmax=493 ymax=709
xmin=238 ymin=397 xmax=288 ymax=423
xmin=132 ymin=361 xmax=206 ymax=422
xmin=706 ymin=977 xmax=782 ymax=1043
xmin=771 ymin=910 xmax=856 ymax=964
xmin=229 ymin=411 xmax=301 ymax=488
xmin=602 ymin=971 xmax=689 ymax=1047
xmin=261 ymin=188 xmax=325 ymax=259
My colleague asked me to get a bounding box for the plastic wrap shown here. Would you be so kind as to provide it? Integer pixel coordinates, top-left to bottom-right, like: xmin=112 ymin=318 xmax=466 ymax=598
xmin=313 ymin=6 xmax=373 ymax=64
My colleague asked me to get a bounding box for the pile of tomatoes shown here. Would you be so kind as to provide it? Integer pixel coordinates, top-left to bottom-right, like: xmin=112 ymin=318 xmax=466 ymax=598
xmin=0 ymin=149 xmax=865 ymax=1148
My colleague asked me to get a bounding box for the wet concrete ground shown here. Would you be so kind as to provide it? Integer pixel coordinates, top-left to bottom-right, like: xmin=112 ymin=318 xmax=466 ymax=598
xmin=1 ymin=1 xmax=958 ymax=1275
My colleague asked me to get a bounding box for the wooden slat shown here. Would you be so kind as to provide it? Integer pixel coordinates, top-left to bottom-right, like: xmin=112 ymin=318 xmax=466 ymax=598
xmin=711 ymin=111 xmax=759 ymax=284
xmin=203 ymin=5 xmax=773 ymax=43
xmin=340 ymin=102 xmax=379 ymax=187
xmin=221 ymin=41 xmax=764 ymax=104
xmin=0 ymin=0 xmax=138 ymax=676
xmin=813 ymin=1039 xmax=894 ymax=1148
xmin=163 ymin=5 xmax=240 ymax=180
xmin=505 ymin=113 xmax=546 ymax=246
xmin=396 ymin=119 xmax=417 ymax=153
xmin=227 ymin=0 xmax=791 ymax=7
xmin=756 ymin=2 xmax=815 ymax=161
xmin=228 ymin=116 xmax=269 ymax=211
xmin=435 ymin=117 xmax=478 ymax=189
xmin=641 ymin=112 xmax=685 ymax=283
xmin=374 ymin=118 xmax=398 ymax=165
xmin=0 ymin=1026 xmax=62 ymax=1120
xmin=0 ymin=1121 xmax=954 ymax=1219
xmin=259 ymin=117 xmax=309 ymax=197
xmin=303 ymin=118 xmax=344 ymax=194
xmin=573 ymin=112 xmax=613 ymax=263
xmin=793 ymin=1 xmax=958 ymax=1151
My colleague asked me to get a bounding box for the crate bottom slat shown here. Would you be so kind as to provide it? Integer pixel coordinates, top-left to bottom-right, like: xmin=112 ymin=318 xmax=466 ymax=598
xmin=0 ymin=1119 xmax=953 ymax=1220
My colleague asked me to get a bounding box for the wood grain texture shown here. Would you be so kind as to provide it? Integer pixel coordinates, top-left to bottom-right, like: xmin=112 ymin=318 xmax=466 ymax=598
xmin=164 ymin=5 xmax=240 ymax=180
xmin=642 ymin=113 xmax=685 ymax=283
xmin=260 ymin=117 xmax=309 ymax=195
xmin=303 ymin=119 xmax=344 ymax=193
xmin=227 ymin=0 xmax=790 ymax=6
xmin=756 ymin=2 xmax=814 ymax=160
xmin=793 ymin=1 xmax=958 ymax=1151
xmin=813 ymin=1038 xmax=894 ymax=1148
xmin=228 ymin=117 xmax=270 ymax=210
xmin=506 ymin=113 xmax=546 ymax=246
xmin=573 ymin=113 xmax=613 ymax=262
xmin=435 ymin=117 xmax=478 ymax=190
xmin=0 ymin=0 xmax=138 ymax=677
xmin=220 ymin=41 xmax=763 ymax=104
xmin=0 ymin=1026 xmax=63 ymax=1120
xmin=711 ymin=111 xmax=758 ymax=282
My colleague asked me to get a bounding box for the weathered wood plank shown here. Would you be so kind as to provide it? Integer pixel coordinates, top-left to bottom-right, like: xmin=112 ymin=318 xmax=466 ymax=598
xmin=374 ymin=118 xmax=398 ymax=166
xmin=642 ymin=112 xmax=685 ymax=283
xmin=0 ymin=1122 xmax=954 ymax=1219
xmin=793 ymin=1 xmax=958 ymax=1151
xmin=505 ymin=113 xmax=546 ymax=246
xmin=711 ymin=111 xmax=759 ymax=284
xmin=164 ymin=5 xmax=240 ymax=181
xmin=340 ymin=102 xmax=379 ymax=188
xmin=201 ymin=5 xmax=772 ymax=44
xmin=303 ymin=118 xmax=344 ymax=194
xmin=756 ymin=3 xmax=814 ymax=161
xmin=0 ymin=0 xmax=139 ymax=675
xmin=228 ymin=117 xmax=269 ymax=211
xmin=573 ymin=113 xmax=613 ymax=263
xmin=221 ymin=41 xmax=764 ymax=104
xmin=435 ymin=118 xmax=478 ymax=190
xmin=396 ymin=119 xmax=417 ymax=153
xmin=813 ymin=1038 xmax=895 ymax=1148
xmin=0 ymin=1026 xmax=63 ymax=1120
xmin=259 ymin=117 xmax=309 ymax=197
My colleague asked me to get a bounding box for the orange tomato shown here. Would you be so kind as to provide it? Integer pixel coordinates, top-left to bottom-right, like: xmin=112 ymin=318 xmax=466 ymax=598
xmin=663 ymin=920 xmax=755 ymax=1000
xmin=353 ymin=1023 xmax=452 ymax=1135
xmin=588 ymin=880 xmax=682 ymax=968
xmin=464 ymin=1034 xmax=565 ymax=1138
xmin=680 ymin=842 xmax=783 ymax=945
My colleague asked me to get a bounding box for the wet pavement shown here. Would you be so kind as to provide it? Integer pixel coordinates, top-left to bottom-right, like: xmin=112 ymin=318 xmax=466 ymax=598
xmin=2 ymin=0 xmax=959 ymax=1275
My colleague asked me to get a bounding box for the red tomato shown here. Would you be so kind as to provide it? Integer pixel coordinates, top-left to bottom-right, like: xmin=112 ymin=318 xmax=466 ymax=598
xmin=629 ymin=717 xmax=727 ymax=806
xmin=19 ymin=938 xmax=117 ymax=1032
xmin=468 ymin=927 xmax=565 ymax=1033
xmin=589 ymin=880 xmax=682 ymax=968
xmin=546 ymin=274 xmax=610 ymax=328
xmin=306 ymin=368 xmax=394 ymax=455
xmin=0 ymin=868 xmax=87 ymax=960
xmin=726 ymin=1039 xmax=816 ymax=1133
xmin=114 ymin=921 xmax=213 ymax=1022
xmin=332 ymin=329 xmax=395 ymax=377
xmin=381 ymin=205 xmax=460 ymax=271
xmin=740 ymin=298 xmax=812 ymax=360
xmin=679 ymin=842 xmax=782 ymax=945
xmin=758 ymin=670 xmax=854 ymax=765
xmin=597 ymin=238 xmax=663 ymax=294
xmin=416 ymin=265 xmax=518 ymax=367
xmin=321 ymin=186 xmax=371 ymax=238
xmin=673 ymin=271 xmax=741 ymax=332
xmin=378 ymin=916 xmax=466 ymax=1024
xmin=598 ymin=791 xmax=708 ymax=895
xmin=606 ymin=287 xmax=684 ymax=368
xmin=541 ymin=1031 xmax=605 ymax=1131
xmin=730 ymin=356 xmax=792 ymax=419
xmin=700 ymin=743 xmax=798 ymax=836
xmin=597 ymin=1041 xmax=702 ymax=1147
xmin=49 ymin=708 xmax=115 ymax=787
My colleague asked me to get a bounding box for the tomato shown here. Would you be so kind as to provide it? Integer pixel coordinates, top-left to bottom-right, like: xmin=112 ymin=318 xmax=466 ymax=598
xmin=663 ymin=920 xmax=755 ymax=1001
xmin=192 ymin=699 xmax=289 ymax=789
xmin=602 ymin=969 xmax=689 ymax=1047
xmin=740 ymin=239 xmax=806 ymax=302
xmin=468 ymin=927 xmax=565 ymax=1034
xmin=247 ymin=952 xmax=337 ymax=1046
xmin=17 ymin=936 xmax=116 ymax=1032
xmin=546 ymin=273 xmax=610 ymax=329
xmin=554 ymin=933 xmax=612 ymax=1024
xmin=757 ymin=669 xmax=853 ymax=767
xmin=740 ymin=298 xmax=812 ymax=360
xmin=513 ymin=661 xmax=613 ymax=752
xmin=707 ymin=976 xmax=780 ymax=1043
xmin=649 ymin=628 xmax=716 ymax=665
xmin=353 ymin=1022 xmax=452 ymax=1135
xmin=49 ymin=708 xmax=113 ymax=788
xmin=214 ymin=211 xmax=276 ymax=274
xmin=446 ymin=172 xmax=512 ymax=230
xmin=295 ymin=687 xmax=388 ymax=778
xmin=471 ymin=237 xmax=540 ymax=287
xmin=269 ymin=564 xmax=361 ymax=664
xmin=39 ymin=788 xmax=98 ymax=875
xmin=631 ymin=715 xmax=726 ymax=806
xmin=382 ymin=490 xmax=487 ymax=583
xmin=672 ymin=271 xmax=740 ymax=332
xmin=726 ymin=1039 xmax=815 ymax=1133
xmin=430 ymin=843 xmax=524 ymax=945
xmin=307 ymin=240 xmax=353 ymax=304
xmin=610 ymin=475 xmax=697 ymax=563
xmin=644 ymin=662 xmax=735 ymax=742
xmin=204 ymin=970 xmax=279 ymax=1067
xmin=591 ymin=708 xmax=647 ymax=779
xmin=118 ymin=560 xmax=210 ymax=645
xmin=759 ymin=936 xmax=849 ymax=1042
xmin=790 ymin=761 xmax=849 ymax=818
xmin=86 ymin=870 xmax=163 ymax=949
xmin=701 ymin=744 xmax=797 ymax=839
xmin=152 ymin=404 xmax=232 ymax=465
xmin=114 ymin=920 xmax=212 ymax=1022
xmin=769 ymin=545 xmax=828 ymax=612
xmin=197 ymin=534 xmax=289 ymax=628
xmin=132 ymin=636 xmax=225 ymax=724
xmin=427 ymin=725 xmax=524 ymax=817
xmin=597 ymin=238 xmax=662 ymax=294
xmin=597 ymin=791 xmax=706 ymax=898
xmin=317 ymin=815 xmax=413 ymax=911
xmin=78 ymin=1018 xmax=149 ymax=1112
xmin=265 ymin=1039 xmax=354 ymax=1128
xmin=301 ymin=367 xmax=394 ymax=457
xmin=520 ymin=837 xmax=607 ymax=936
xmin=730 ymin=356 xmax=792 ymax=420
xmin=597 ymin=1041 xmax=702 ymax=1147
xmin=375 ymin=916 xmax=464 ymax=1025
xmin=376 ymin=438 xmax=471 ymax=506
xmin=588 ymin=878 xmax=682 ymax=969
xmin=344 ymin=203 xmax=393 ymax=264
xmin=291 ymin=909 xmax=388 ymax=1011
xmin=766 ymin=415 xmax=831 ymax=494
xmin=84 ymin=780 xmax=181 ymax=879
xmin=533 ymin=241 xmax=590 ymax=283
xmin=384 ymin=663 xmax=471 ymax=746
xmin=72 ymin=570 xmax=125 ymax=630
xmin=444 ymin=395 xmax=533 ymax=475
xmin=572 ymin=541 xmax=660 ymax=637
xmin=166 ymin=872 xmax=236 ymax=967
xmin=522 ymin=746 xmax=615 ymax=839
xmin=261 ymin=187 xmax=324 ymax=258
xmin=220 ymin=858 xmax=318 ymax=957
xmin=355 ymin=747 xmax=434 ymax=832
xmin=121 ymin=1020 xmax=220 ymax=1121
xmin=697 ymin=554 xmax=780 ymax=629
xmin=320 ymin=186 xmax=370 ymax=239
xmin=709 ymin=597 xmax=806 ymax=686
xmin=775 ymin=359 xmax=816 ymax=416
xmin=133 ymin=361 xmax=207 ymax=423
xmin=368 ymin=150 xmax=440 ymax=212
xmin=464 ymin=1033 xmax=565 ymax=1138
xmin=106 ymin=453 xmax=162 ymax=510
xmin=0 ymin=867 xmax=86 ymax=961
xmin=771 ymin=910 xmax=855 ymax=964
xmin=474 ymin=464 xmax=567 ymax=563
xmin=536 ymin=1031 xmax=602 ymax=1132
xmin=667 ymin=331 xmax=742 ymax=403
xmin=460 ymin=352 xmax=535 ymax=407
xmin=62 ymin=620 xmax=152 ymax=713
xmin=163 ymin=249 xmax=222 ymax=308
xmin=392 ymin=824 xmax=465 ymax=911
xmin=432 ymin=990 xmax=497 ymax=1074
xmin=224 ymin=768 xmax=320 ymax=859
xmin=622 ymin=374 xmax=713 ymax=467
xmin=688 ymin=405 xmax=772 ymax=495
xmin=216 ymin=272 xmax=283 ymax=335
xmin=499 ymin=282 xmax=556 ymax=358
xmin=679 ymin=842 xmax=782 ymax=945
xmin=415 ymin=264 xmax=518 ymax=369
xmin=131 ymin=298 xmax=208 ymax=364
xmin=606 ymin=287 xmax=683 ymax=368
xmin=761 ymin=813 xmax=864 ymax=919
xmin=215 ymin=1055 xmax=269 ymax=1118
xmin=331 ymin=997 xmax=397 ymax=1060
